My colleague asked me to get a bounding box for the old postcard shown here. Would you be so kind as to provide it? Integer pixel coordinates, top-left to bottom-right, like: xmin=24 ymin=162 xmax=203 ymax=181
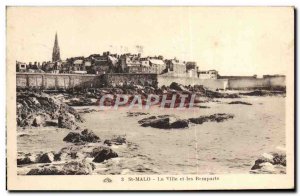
xmin=6 ymin=7 xmax=294 ymax=190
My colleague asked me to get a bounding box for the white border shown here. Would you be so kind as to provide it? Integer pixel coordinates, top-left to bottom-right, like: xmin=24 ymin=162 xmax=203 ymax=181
xmin=1 ymin=0 xmax=299 ymax=195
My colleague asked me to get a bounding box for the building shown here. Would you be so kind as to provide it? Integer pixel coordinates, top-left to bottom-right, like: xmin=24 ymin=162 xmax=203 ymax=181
xmin=89 ymin=52 xmax=118 ymax=75
xmin=165 ymin=59 xmax=186 ymax=76
xmin=119 ymin=53 xmax=140 ymax=73
xmin=198 ymin=70 xmax=218 ymax=79
xmin=52 ymin=33 xmax=61 ymax=62
xmin=71 ymin=59 xmax=87 ymax=74
xmin=16 ymin=61 xmax=27 ymax=72
xmin=186 ymin=61 xmax=198 ymax=78
xmin=149 ymin=58 xmax=166 ymax=74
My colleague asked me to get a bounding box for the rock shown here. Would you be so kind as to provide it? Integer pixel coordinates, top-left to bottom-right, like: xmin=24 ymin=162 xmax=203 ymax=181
xmin=92 ymin=147 xmax=118 ymax=163
xmin=139 ymin=115 xmax=189 ymax=129
xmin=170 ymin=82 xmax=189 ymax=91
xmin=17 ymin=92 xmax=84 ymax=128
xmin=137 ymin=116 xmax=157 ymax=124
xmin=251 ymin=151 xmax=286 ymax=174
xmin=61 ymin=161 xmax=94 ymax=175
xmin=170 ymin=120 xmax=189 ymax=129
xmin=189 ymin=113 xmax=234 ymax=124
xmin=250 ymin=163 xmax=286 ymax=174
xmin=104 ymin=135 xmax=127 ymax=146
xmin=81 ymin=129 xmax=100 ymax=143
xmin=63 ymin=129 xmax=100 ymax=143
xmin=127 ymin=112 xmax=149 ymax=117
xmin=36 ymin=153 xmax=54 ymax=163
xmin=141 ymin=117 xmax=170 ymax=129
xmin=58 ymin=113 xmax=78 ymax=130
xmin=211 ymin=113 xmax=234 ymax=122
xmin=104 ymin=140 xmax=112 ymax=146
xmin=192 ymin=85 xmax=240 ymax=98
xmin=26 ymin=161 xmax=95 ymax=175
xmin=45 ymin=120 xmax=58 ymax=126
xmin=67 ymin=97 xmax=96 ymax=106
xmin=32 ymin=114 xmax=47 ymax=127
xmin=27 ymin=167 xmax=64 ymax=175
xmin=53 ymin=152 xmax=62 ymax=161
xmin=272 ymin=152 xmax=286 ymax=166
xmin=17 ymin=157 xmax=34 ymax=165
xmin=228 ymin=101 xmax=252 ymax=105
xmin=63 ymin=132 xmax=82 ymax=143
xmin=189 ymin=117 xmax=208 ymax=124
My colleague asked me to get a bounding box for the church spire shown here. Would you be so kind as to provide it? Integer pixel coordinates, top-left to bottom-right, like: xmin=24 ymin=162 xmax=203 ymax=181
xmin=52 ymin=32 xmax=61 ymax=62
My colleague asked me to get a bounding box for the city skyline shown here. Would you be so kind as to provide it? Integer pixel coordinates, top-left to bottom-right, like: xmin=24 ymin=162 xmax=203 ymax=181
xmin=7 ymin=7 xmax=293 ymax=76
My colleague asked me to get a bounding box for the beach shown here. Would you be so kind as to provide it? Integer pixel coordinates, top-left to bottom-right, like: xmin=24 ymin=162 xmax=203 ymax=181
xmin=17 ymin=96 xmax=285 ymax=175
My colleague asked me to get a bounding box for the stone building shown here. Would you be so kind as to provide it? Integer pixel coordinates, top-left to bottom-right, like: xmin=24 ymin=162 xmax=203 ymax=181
xmin=89 ymin=52 xmax=118 ymax=75
xmin=16 ymin=61 xmax=27 ymax=72
xmin=198 ymin=70 xmax=218 ymax=79
xmin=71 ymin=59 xmax=87 ymax=74
xmin=149 ymin=58 xmax=166 ymax=74
xmin=165 ymin=58 xmax=186 ymax=76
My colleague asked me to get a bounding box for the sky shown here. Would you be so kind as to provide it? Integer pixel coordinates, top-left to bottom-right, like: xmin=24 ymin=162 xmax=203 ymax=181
xmin=7 ymin=7 xmax=294 ymax=76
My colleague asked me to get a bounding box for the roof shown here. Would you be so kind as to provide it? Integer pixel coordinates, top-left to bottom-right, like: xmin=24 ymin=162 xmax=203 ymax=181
xmin=127 ymin=61 xmax=141 ymax=67
xmin=73 ymin=59 xmax=83 ymax=65
xmin=149 ymin=59 xmax=165 ymax=65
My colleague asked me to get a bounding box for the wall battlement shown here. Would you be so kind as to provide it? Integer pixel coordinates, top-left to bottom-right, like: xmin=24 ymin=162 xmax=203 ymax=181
xmin=16 ymin=73 xmax=285 ymax=91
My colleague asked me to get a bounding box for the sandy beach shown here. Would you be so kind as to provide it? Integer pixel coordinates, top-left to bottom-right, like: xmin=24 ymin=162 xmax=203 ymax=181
xmin=17 ymin=96 xmax=285 ymax=175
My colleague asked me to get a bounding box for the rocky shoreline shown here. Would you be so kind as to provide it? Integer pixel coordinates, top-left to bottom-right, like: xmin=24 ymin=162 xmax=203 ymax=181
xmin=16 ymin=83 xmax=286 ymax=175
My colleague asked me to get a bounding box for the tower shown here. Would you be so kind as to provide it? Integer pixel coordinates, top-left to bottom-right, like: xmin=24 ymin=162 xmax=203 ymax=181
xmin=52 ymin=33 xmax=61 ymax=62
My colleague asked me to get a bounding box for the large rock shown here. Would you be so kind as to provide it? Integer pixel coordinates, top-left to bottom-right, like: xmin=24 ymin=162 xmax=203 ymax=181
xmin=251 ymin=151 xmax=286 ymax=174
xmin=139 ymin=115 xmax=189 ymax=129
xmin=141 ymin=117 xmax=170 ymax=129
xmin=228 ymin=101 xmax=252 ymax=105
xmin=170 ymin=82 xmax=189 ymax=91
xmin=170 ymin=119 xmax=189 ymax=129
xmin=17 ymin=157 xmax=34 ymax=165
xmin=81 ymin=129 xmax=100 ymax=143
xmin=27 ymin=167 xmax=64 ymax=175
xmin=63 ymin=129 xmax=100 ymax=143
xmin=189 ymin=113 xmax=234 ymax=124
xmin=61 ymin=161 xmax=95 ymax=175
xmin=58 ymin=113 xmax=79 ymax=130
xmin=32 ymin=114 xmax=49 ymax=127
xmin=17 ymin=92 xmax=84 ymax=128
xmin=92 ymin=147 xmax=118 ymax=163
xmin=63 ymin=132 xmax=82 ymax=143
xmin=26 ymin=161 xmax=95 ymax=175
xmin=104 ymin=135 xmax=127 ymax=146
xmin=36 ymin=153 xmax=54 ymax=163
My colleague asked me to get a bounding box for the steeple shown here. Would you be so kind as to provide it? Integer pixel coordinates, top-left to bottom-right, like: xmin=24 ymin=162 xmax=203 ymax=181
xmin=52 ymin=32 xmax=61 ymax=62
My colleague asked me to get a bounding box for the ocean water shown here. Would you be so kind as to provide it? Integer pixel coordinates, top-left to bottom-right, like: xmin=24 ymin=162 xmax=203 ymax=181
xmin=17 ymin=96 xmax=285 ymax=175
xmin=78 ymin=96 xmax=286 ymax=174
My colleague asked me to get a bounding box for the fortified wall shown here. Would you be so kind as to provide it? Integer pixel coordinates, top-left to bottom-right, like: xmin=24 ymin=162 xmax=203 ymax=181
xmin=227 ymin=76 xmax=286 ymax=90
xmin=16 ymin=73 xmax=158 ymax=90
xmin=158 ymin=75 xmax=286 ymax=90
xmin=16 ymin=73 xmax=102 ymax=90
xmin=16 ymin=73 xmax=285 ymax=91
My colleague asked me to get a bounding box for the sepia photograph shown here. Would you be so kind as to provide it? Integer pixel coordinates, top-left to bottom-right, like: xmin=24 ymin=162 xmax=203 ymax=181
xmin=6 ymin=6 xmax=295 ymax=190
